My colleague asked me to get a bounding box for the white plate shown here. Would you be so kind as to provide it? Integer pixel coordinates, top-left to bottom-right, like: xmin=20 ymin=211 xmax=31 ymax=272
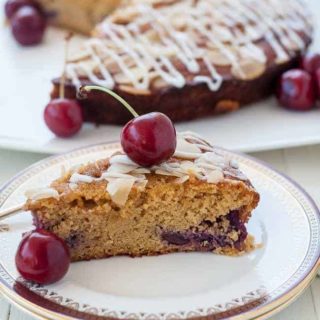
xmin=0 ymin=142 xmax=319 ymax=320
xmin=1 ymin=0 xmax=320 ymax=155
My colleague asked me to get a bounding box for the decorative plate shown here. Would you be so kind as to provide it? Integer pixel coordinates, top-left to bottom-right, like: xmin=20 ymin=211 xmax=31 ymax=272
xmin=0 ymin=143 xmax=319 ymax=320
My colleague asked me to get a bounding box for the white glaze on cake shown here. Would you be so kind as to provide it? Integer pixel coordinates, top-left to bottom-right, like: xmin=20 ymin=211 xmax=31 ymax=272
xmin=65 ymin=0 xmax=312 ymax=93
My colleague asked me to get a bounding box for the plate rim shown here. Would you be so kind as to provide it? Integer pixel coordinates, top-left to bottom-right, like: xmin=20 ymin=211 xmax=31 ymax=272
xmin=2 ymin=130 xmax=320 ymax=155
xmin=0 ymin=142 xmax=319 ymax=320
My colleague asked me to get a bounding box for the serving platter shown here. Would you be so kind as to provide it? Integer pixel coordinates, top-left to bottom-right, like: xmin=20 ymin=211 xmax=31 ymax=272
xmin=0 ymin=142 xmax=319 ymax=320
xmin=1 ymin=0 xmax=320 ymax=155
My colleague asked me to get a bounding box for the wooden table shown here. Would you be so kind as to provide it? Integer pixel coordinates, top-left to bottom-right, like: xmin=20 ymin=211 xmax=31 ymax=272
xmin=0 ymin=146 xmax=319 ymax=320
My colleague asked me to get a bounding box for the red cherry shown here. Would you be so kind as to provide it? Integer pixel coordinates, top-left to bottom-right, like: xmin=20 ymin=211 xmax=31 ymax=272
xmin=301 ymin=52 xmax=320 ymax=76
xmin=121 ymin=112 xmax=176 ymax=167
xmin=78 ymin=85 xmax=177 ymax=166
xmin=4 ymin=0 xmax=37 ymax=19
xmin=11 ymin=6 xmax=46 ymax=46
xmin=44 ymin=98 xmax=83 ymax=137
xmin=15 ymin=229 xmax=70 ymax=285
xmin=316 ymin=69 xmax=320 ymax=99
xmin=277 ymin=69 xmax=316 ymax=111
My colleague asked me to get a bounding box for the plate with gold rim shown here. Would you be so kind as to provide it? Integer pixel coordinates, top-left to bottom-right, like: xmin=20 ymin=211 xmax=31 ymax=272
xmin=0 ymin=142 xmax=319 ymax=320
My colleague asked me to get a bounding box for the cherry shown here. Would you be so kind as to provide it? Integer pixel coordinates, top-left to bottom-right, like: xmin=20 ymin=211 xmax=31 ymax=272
xmin=301 ymin=52 xmax=320 ymax=76
xmin=79 ymin=85 xmax=177 ymax=166
xmin=121 ymin=112 xmax=177 ymax=166
xmin=316 ymin=69 xmax=320 ymax=98
xmin=277 ymin=69 xmax=316 ymax=111
xmin=15 ymin=229 xmax=70 ymax=285
xmin=4 ymin=0 xmax=37 ymax=19
xmin=11 ymin=6 xmax=46 ymax=46
xmin=44 ymin=98 xmax=83 ymax=137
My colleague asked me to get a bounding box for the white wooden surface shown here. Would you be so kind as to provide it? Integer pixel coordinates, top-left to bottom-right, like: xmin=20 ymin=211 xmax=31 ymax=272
xmin=0 ymin=146 xmax=319 ymax=320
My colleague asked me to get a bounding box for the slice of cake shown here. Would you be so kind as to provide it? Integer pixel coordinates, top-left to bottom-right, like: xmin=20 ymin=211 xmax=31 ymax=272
xmin=25 ymin=132 xmax=259 ymax=261
xmin=36 ymin=0 xmax=122 ymax=34
xmin=51 ymin=0 xmax=313 ymax=124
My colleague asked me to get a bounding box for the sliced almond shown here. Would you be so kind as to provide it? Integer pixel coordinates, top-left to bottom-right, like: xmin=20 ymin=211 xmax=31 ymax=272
xmin=155 ymin=169 xmax=184 ymax=178
xmin=207 ymin=49 xmax=232 ymax=67
xmin=76 ymin=60 xmax=100 ymax=77
xmin=174 ymin=136 xmax=202 ymax=158
xmin=207 ymin=170 xmax=224 ymax=183
xmin=131 ymin=168 xmax=151 ymax=174
xmin=107 ymin=178 xmax=135 ymax=207
xmin=103 ymin=56 xmax=137 ymax=74
xmin=114 ymin=67 xmax=147 ymax=84
xmin=231 ymin=59 xmax=266 ymax=80
xmin=144 ymin=29 xmax=161 ymax=42
xmin=148 ymin=46 xmax=177 ymax=57
xmin=70 ymin=173 xmax=95 ymax=184
xmin=67 ymin=50 xmax=91 ymax=63
xmin=200 ymin=152 xmax=226 ymax=165
xmin=230 ymin=159 xmax=239 ymax=169
xmin=172 ymin=16 xmax=187 ymax=30
xmin=68 ymin=183 xmax=78 ymax=191
xmin=110 ymin=155 xmax=137 ymax=166
xmin=135 ymin=179 xmax=148 ymax=190
xmin=25 ymin=188 xmax=59 ymax=200
xmin=238 ymin=45 xmax=267 ymax=64
xmin=101 ymin=172 xmax=136 ymax=180
xmin=174 ymin=175 xmax=189 ymax=184
xmin=118 ymin=85 xmax=151 ymax=95
xmin=108 ymin=7 xmax=140 ymax=24
xmin=180 ymin=161 xmax=201 ymax=175
xmin=212 ymin=26 xmax=233 ymax=42
xmin=152 ymin=76 xmax=168 ymax=90
xmin=215 ymin=100 xmax=240 ymax=113
xmin=107 ymin=163 xmax=138 ymax=174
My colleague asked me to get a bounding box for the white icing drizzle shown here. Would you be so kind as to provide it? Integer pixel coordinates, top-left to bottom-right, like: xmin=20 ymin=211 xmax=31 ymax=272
xmin=66 ymin=0 xmax=311 ymax=92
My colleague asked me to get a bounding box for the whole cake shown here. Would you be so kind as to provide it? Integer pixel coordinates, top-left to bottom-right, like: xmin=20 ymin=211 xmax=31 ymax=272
xmin=25 ymin=132 xmax=259 ymax=261
xmin=50 ymin=0 xmax=313 ymax=124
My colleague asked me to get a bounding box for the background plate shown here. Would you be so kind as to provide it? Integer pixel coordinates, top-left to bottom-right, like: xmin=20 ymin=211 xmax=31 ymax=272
xmin=0 ymin=0 xmax=320 ymax=154
xmin=0 ymin=143 xmax=319 ymax=320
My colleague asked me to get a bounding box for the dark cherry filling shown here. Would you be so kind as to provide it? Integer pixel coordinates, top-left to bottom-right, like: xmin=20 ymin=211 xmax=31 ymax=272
xmin=161 ymin=210 xmax=247 ymax=251
xmin=65 ymin=233 xmax=81 ymax=249
xmin=161 ymin=232 xmax=190 ymax=246
xmin=32 ymin=210 xmax=247 ymax=253
xmin=32 ymin=212 xmax=44 ymax=229
xmin=228 ymin=210 xmax=248 ymax=249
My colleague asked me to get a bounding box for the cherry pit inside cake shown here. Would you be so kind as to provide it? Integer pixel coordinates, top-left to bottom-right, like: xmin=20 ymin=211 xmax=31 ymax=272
xmin=25 ymin=132 xmax=259 ymax=261
xmin=51 ymin=0 xmax=313 ymax=124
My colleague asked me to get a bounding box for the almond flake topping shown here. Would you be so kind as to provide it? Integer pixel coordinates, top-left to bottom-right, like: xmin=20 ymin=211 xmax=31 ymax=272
xmin=26 ymin=132 xmax=247 ymax=206
xmin=25 ymin=188 xmax=59 ymax=201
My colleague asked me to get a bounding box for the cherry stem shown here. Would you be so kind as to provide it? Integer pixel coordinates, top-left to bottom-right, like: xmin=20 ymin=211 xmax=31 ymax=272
xmin=79 ymin=85 xmax=139 ymax=118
